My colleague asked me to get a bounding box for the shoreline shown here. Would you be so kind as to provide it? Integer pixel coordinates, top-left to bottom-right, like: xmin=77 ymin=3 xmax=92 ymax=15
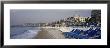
xmin=34 ymin=27 xmax=65 ymax=39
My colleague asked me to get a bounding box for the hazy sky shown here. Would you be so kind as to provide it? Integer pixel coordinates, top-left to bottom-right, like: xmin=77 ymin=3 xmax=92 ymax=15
xmin=10 ymin=9 xmax=91 ymax=25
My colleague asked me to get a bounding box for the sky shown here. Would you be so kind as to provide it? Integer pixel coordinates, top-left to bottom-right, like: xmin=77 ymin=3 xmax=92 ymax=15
xmin=10 ymin=9 xmax=91 ymax=25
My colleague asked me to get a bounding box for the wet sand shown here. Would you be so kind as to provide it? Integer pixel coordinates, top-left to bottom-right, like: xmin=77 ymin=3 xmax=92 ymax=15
xmin=34 ymin=28 xmax=65 ymax=39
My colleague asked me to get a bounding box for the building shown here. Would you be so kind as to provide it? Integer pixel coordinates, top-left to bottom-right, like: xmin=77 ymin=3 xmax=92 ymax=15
xmin=74 ymin=16 xmax=91 ymax=22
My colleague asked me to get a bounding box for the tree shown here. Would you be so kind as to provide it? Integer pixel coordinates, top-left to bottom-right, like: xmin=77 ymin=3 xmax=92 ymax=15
xmin=91 ymin=10 xmax=101 ymax=23
xmin=85 ymin=17 xmax=90 ymax=23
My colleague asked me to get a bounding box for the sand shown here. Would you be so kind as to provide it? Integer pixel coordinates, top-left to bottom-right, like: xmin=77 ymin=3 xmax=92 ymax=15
xmin=34 ymin=28 xmax=65 ymax=39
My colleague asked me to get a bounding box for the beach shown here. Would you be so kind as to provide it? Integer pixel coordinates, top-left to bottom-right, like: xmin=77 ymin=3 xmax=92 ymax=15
xmin=35 ymin=27 xmax=65 ymax=39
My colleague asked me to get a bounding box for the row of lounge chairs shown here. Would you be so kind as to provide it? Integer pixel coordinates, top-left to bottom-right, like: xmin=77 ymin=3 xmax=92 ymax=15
xmin=62 ymin=27 xmax=101 ymax=39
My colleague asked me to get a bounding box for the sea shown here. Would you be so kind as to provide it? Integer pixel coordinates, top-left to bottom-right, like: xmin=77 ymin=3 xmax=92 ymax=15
xmin=10 ymin=27 xmax=41 ymax=39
